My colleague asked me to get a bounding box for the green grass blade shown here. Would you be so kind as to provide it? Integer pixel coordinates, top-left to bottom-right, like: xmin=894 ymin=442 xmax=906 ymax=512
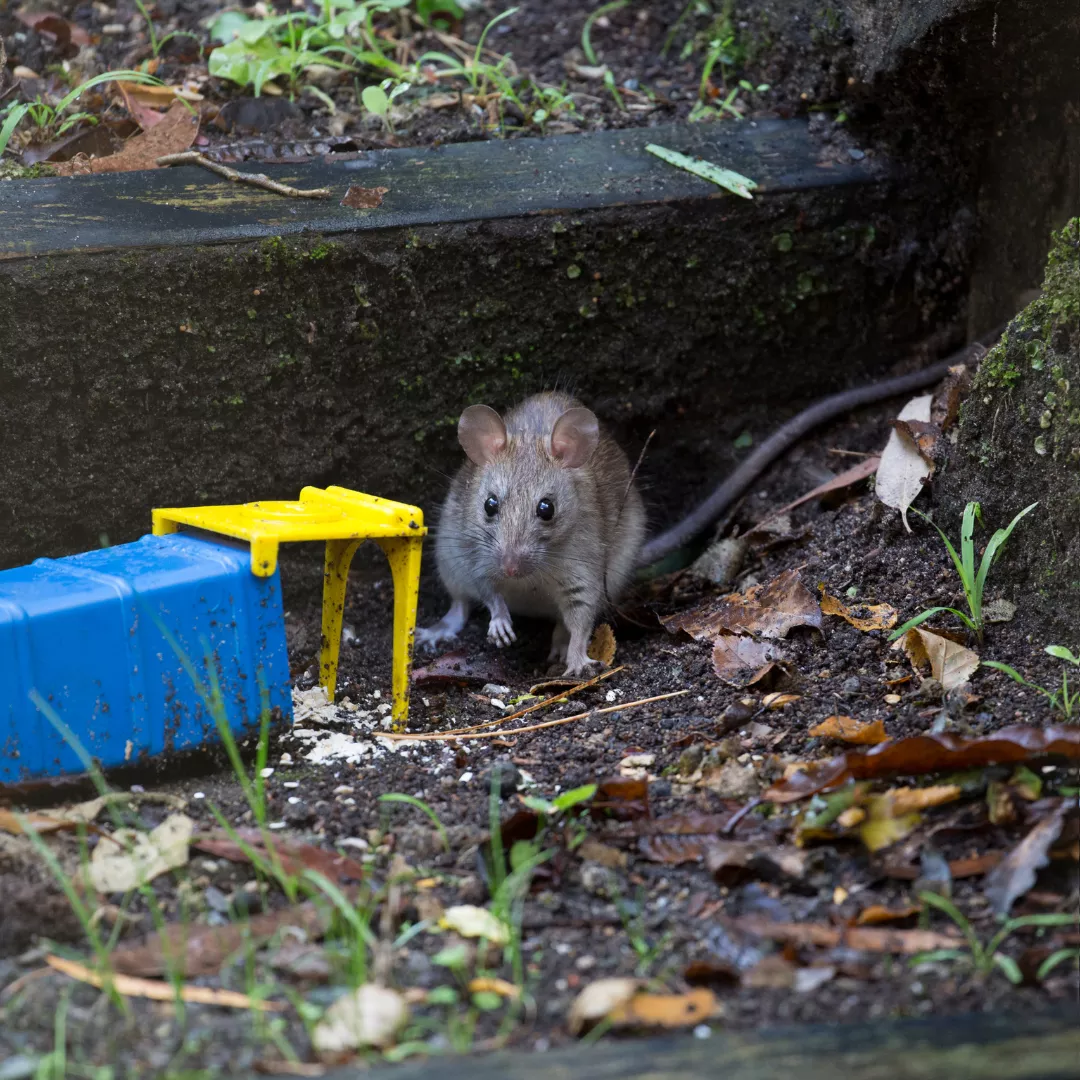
xmin=645 ymin=142 xmax=758 ymax=198
xmin=379 ymin=793 xmax=450 ymax=852
xmin=582 ymin=0 xmax=628 ymax=65
xmin=0 ymin=104 xmax=30 ymax=156
xmin=974 ymin=502 xmax=1038 ymax=608
xmin=960 ymin=502 xmax=979 ymax=599
xmin=1036 ymin=947 xmax=1080 ymax=981
xmin=887 ymin=606 xmax=972 ymax=641
xmin=991 ymin=952 xmax=1024 ymax=984
xmin=56 ymin=70 xmax=162 ymax=114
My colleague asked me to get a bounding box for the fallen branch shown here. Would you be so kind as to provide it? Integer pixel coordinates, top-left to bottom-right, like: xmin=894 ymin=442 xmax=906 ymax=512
xmin=379 ymin=689 xmax=688 ymax=742
xmin=155 ymin=151 xmax=332 ymax=198
xmin=454 ymin=665 xmax=624 ymax=736
xmin=46 ymin=953 xmax=284 ymax=1010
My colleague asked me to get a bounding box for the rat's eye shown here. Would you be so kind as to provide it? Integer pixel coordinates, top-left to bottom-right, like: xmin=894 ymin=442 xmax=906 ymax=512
xmin=484 ymin=495 xmax=500 ymax=518
xmin=536 ymin=498 xmax=555 ymax=521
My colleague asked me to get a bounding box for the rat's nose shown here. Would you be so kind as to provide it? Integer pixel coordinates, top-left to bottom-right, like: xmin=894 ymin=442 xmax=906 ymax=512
xmin=502 ymin=554 xmax=520 ymax=578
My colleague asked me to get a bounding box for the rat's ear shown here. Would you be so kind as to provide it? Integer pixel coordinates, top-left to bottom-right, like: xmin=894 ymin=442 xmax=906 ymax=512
xmin=551 ymin=407 xmax=599 ymax=468
xmin=458 ymin=404 xmax=507 ymax=465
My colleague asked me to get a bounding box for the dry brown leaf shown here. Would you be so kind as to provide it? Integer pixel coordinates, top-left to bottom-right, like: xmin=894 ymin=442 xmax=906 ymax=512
xmin=809 ymin=716 xmax=890 ymax=745
xmin=608 ymin=988 xmax=717 ymax=1029
xmin=662 ymin=569 xmax=822 ymax=642
xmin=587 ymin=623 xmax=617 ymax=666
xmin=114 ymin=80 xmax=203 ymax=105
xmin=341 ymin=185 xmax=389 ymax=209
xmin=819 ymin=589 xmax=898 ymax=632
xmin=762 ymin=692 xmax=800 ymax=710
xmin=895 ymin=628 xmax=979 ymax=691
xmin=984 ymin=799 xmax=1073 ymax=916
xmin=855 ymin=903 xmax=922 ymax=925
xmin=711 ymin=635 xmax=781 ymax=685
xmin=467 ymin=977 xmax=520 ymax=999
xmin=567 ymin=977 xmax=640 ymax=1035
xmin=766 ymin=725 xmax=1080 ymax=802
xmin=52 ymin=100 xmax=198 ymax=175
xmin=0 ymin=796 xmax=107 ymax=836
xmin=881 ymin=785 xmax=962 ymax=814
xmin=754 ymin=457 xmax=880 ymax=529
xmin=46 ymin=954 xmax=282 ymax=1010
xmin=875 ymin=394 xmax=933 ymax=530
xmin=731 ymin=915 xmax=961 ymax=954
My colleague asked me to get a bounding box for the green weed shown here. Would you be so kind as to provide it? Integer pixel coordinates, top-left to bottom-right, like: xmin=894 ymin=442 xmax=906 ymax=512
xmin=912 ymin=891 xmax=1078 ymax=984
xmin=985 ymin=644 xmax=1080 ymax=720
xmin=888 ymin=501 xmax=1038 ymax=644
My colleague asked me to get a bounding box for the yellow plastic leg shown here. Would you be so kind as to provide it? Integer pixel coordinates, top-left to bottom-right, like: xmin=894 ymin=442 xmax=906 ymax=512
xmin=319 ymin=538 xmax=361 ymax=705
xmin=375 ymin=536 xmax=424 ymax=731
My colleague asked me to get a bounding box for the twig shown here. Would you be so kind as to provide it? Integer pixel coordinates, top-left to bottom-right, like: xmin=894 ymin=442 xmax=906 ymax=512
xmin=155 ymin=151 xmax=332 ymax=198
xmin=378 ymin=689 xmax=688 ymax=742
xmin=451 ymin=665 xmax=624 ymax=736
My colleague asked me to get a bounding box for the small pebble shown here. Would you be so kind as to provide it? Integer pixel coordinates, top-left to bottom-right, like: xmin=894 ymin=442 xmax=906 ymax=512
xmin=693 ymin=1025 xmax=712 ymax=1039
xmin=193 ymin=792 xmax=205 ymax=800
xmin=260 ymin=767 xmax=274 ymax=778
xmin=287 ymin=796 xmax=301 ymax=805
xmin=283 ymin=781 xmax=299 ymax=789
xmin=129 ymin=784 xmax=145 ymax=793
xmin=458 ymin=770 xmax=474 ymax=784
xmin=279 ymin=753 xmax=293 ymax=765
xmin=848 ymin=148 xmax=866 ymax=160
xmin=481 ymin=683 xmax=511 ymax=697
xmin=269 ymin=821 xmax=287 ymax=830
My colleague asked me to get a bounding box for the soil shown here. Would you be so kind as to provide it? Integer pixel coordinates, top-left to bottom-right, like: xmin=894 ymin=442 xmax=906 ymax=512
xmin=1 ymin=393 xmax=1077 ymax=1076
xmin=0 ymin=0 xmax=849 ymax=166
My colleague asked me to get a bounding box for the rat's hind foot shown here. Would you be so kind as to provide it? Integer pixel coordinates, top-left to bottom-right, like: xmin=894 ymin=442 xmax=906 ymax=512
xmin=415 ymin=599 xmax=470 ymax=651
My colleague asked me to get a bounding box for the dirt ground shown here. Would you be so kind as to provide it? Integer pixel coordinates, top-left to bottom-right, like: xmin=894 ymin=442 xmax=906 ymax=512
xmin=1 ymin=390 xmax=1077 ymax=1075
xmin=0 ymin=0 xmax=849 ymax=165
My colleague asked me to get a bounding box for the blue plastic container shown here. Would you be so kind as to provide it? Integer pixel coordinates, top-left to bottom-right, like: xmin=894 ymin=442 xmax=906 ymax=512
xmin=0 ymin=533 xmax=293 ymax=783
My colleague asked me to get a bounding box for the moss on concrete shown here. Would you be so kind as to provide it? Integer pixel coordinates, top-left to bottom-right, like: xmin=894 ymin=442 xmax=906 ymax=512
xmin=938 ymin=219 xmax=1080 ymax=631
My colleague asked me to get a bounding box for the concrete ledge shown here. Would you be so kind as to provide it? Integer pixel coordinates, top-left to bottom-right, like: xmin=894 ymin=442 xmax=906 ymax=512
xmin=0 ymin=120 xmax=957 ymax=572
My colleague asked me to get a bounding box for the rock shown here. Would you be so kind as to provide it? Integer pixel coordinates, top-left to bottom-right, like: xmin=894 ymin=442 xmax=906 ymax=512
xmin=700 ymin=759 xmax=761 ymax=800
xmin=486 ymin=758 xmax=521 ymax=797
xmin=938 ymin=220 xmax=1080 ymax=641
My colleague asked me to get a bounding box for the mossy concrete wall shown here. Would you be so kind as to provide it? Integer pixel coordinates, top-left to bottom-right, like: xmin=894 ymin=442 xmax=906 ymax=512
xmin=938 ymin=220 xmax=1080 ymax=636
xmin=0 ymin=169 xmax=968 ymax=572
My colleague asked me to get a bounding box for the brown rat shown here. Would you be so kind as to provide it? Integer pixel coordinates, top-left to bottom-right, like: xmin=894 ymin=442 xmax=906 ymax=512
xmin=416 ymin=391 xmax=645 ymax=676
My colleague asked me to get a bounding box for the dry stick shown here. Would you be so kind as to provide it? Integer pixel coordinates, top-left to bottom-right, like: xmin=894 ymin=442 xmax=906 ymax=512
xmin=155 ymin=151 xmax=332 ymax=198
xmin=452 ymin=665 xmax=625 ymax=736
xmin=379 ymin=689 xmax=688 ymax=742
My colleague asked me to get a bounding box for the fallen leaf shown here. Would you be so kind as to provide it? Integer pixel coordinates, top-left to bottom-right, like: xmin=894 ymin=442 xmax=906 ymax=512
xmin=745 ymin=660 xmax=799 ymax=692
xmin=704 ymin=840 xmax=807 ymax=884
xmin=809 ymin=716 xmax=890 ymax=745
xmin=663 ymin=569 xmax=822 ymax=642
xmin=0 ymin=796 xmax=107 ymax=836
xmin=587 ymin=623 xmax=617 ymax=666
xmin=859 ymin=803 xmax=921 ymax=853
xmin=765 ymin=726 xmax=1080 ymax=802
xmin=731 ymin=915 xmax=961 ymax=954
xmin=192 ymin=832 xmax=365 ymax=886
xmin=117 ymin=82 xmax=167 ymax=131
xmin=645 ymin=142 xmax=757 ymax=198
xmin=875 ymin=394 xmax=933 ymax=530
xmin=577 ymin=837 xmax=627 ymax=868
xmin=411 ymin=649 xmax=512 ymax=688
xmin=438 ymin=905 xmax=509 ymax=945
xmin=819 ymin=589 xmax=897 ymax=632
xmin=311 ymin=984 xmax=408 ymax=1053
xmin=761 ymin=692 xmax=800 ymax=710
xmin=711 ymin=635 xmax=782 ymax=685
xmin=114 ymin=80 xmax=203 ymax=105
xmin=567 ymin=977 xmax=640 ymax=1035
xmin=111 ymin=899 xmax=336 ymax=977
xmin=591 ymin=777 xmax=650 ymax=821
xmin=930 ymin=363 xmax=971 ymax=432
xmin=46 ymin=954 xmax=281 ymax=1010
xmin=608 ymin=987 xmax=717 ymax=1028
xmin=881 ymin=851 xmax=1002 ymax=881
xmin=467 ymin=976 xmax=520 ymax=999
xmin=52 ymin=100 xmax=198 ymax=175
xmin=895 ymin=628 xmax=979 ymax=691
xmin=856 ymin=903 xmax=922 ymax=925
xmin=88 ymin=813 xmax=193 ymax=893
xmin=341 ymin=184 xmax=389 ymax=209
xmin=984 ymin=799 xmax=1073 ymax=916
xmin=14 ymin=9 xmax=87 ymax=52
xmin=755 ymin=457 xmax=880 ymax=529
xmin=881 ymin=785 xmax=963 ymax=815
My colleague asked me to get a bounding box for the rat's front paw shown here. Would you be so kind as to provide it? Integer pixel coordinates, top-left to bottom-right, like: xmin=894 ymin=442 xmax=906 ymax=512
xmin=487 ymin=614 xmax=517 ymax=648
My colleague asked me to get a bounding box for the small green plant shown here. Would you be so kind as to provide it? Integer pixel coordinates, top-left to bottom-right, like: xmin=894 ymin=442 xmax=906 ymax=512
xmin=610 ymin=881 xmax=672 ymax=976
xmin=0 ymin=70 xmax=162 ymax=156
xmin=132 ymin=0 xmax=201 ymax=60
xmin=985 ymin=644 xmax=1080 ymax=720
xmin=888 ymin=501 xmax=1038 ymax=644
xmin=911 ymin=891 xmax=1078 ymax=983
xmin=361 ymin=79 xmax=410 ymax=132
xmin=581 ymin=1 xmax=628 ymax=65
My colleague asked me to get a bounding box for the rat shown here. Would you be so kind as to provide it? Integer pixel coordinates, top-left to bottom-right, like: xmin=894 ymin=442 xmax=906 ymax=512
xmin=415 ymin=391 xmax=645 ymax=676
xmin=417 ymin=328 xmax=1001 ymax=672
